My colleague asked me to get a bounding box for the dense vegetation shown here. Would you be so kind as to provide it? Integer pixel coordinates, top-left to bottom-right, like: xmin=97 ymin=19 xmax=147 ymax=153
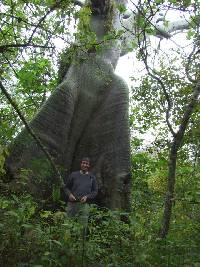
xmin=0 ymin=0 xmax=200 ymax=266
xmin=1 ymin=151 xmax=200 ymax=266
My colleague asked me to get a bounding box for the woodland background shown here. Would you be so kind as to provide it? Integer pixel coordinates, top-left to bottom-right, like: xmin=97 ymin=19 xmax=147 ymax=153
xmin=0 ymin=0 xmax=200 ymax=266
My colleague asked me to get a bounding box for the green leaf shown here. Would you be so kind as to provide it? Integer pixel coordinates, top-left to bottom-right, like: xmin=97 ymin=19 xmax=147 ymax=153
xmin=40 ymin=210 xmax=52 ymax=218
xmin=52 ymin=185 xmax=61 ymax=202
xmin=117 ymin=3 xmax=127 ymax=14
xmin=50 ymin=239 xmax=62 ymax=247
xmin=22 ymin=223 xmax=34 ymax=229
xmin=187 ymin=29 xmax=195 ymax=40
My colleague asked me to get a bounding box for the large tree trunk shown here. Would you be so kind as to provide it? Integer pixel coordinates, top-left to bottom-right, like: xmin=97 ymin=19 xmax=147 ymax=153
xmin=5 ymin=0 xmax=131 ymax=210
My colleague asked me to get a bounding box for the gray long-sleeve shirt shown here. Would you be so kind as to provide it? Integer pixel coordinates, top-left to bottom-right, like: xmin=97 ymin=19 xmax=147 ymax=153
xmin=65 ymin=171 xmax=98 ymax=201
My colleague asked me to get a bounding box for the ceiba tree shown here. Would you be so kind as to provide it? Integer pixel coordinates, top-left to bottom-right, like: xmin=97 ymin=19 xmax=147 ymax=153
xmin=3 ymin=0 xmax=191 ymax=210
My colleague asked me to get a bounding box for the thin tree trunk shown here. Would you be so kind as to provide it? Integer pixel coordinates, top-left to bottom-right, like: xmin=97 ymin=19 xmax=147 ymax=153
xmin=160 ymin=81 xmax=200 ymax=238
xmin=159 ymin=140 xmax=178 ymax=238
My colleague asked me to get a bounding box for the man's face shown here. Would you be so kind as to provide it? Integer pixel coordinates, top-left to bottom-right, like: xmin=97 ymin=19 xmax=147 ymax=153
xmin=80 ymin=160 xmax=90 ymax=171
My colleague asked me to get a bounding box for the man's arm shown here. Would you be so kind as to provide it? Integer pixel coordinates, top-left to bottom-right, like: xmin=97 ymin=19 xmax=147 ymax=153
xmin=87 ymin=176 xmax=98 ymax=199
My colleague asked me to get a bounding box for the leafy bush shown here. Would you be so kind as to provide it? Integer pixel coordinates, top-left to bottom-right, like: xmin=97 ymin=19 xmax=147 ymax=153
xmin=0 ymin=189 xmax=200 ymax=267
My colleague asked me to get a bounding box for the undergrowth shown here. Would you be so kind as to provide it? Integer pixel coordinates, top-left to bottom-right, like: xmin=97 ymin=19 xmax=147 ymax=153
xmin=0 ymin=190 xmax=199 ymax=267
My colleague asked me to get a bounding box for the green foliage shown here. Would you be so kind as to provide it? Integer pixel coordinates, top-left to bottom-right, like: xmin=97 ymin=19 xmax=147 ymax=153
xmin=57 ymin=45 xmax=78 ymax=84
xmin=116 ymin=3 xmax=127 ymax=14
xmin=17 ymin=58 xmax=56 ymax=93
xmin=0 ymin=0 xmax=76 ymax=145
xmin=0 ymin=147 xmax=7 ymax=176
xmin=0 ymin=186 xmax=200 ymax=267
xmin=2 ymin=146 xmax=200 ymax=267
xmin=52 ymin=185 xmax=61 ymax=203
xmin=131 ymin=148 xmax=200 ymax=267
xmin=28 ymin=156 xmax=53 ymax=182
xmin=1 ymin=0 xmax=200 ymax=266
xmin=75 ymin=6 xmax=98 ymax=50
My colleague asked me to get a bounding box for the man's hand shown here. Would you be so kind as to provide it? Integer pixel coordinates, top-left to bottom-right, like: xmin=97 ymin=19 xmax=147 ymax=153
xmin=80 ymin=196 xmax=87 ymax=203
xmin=69 ymin=193 xmax=76 ymax=202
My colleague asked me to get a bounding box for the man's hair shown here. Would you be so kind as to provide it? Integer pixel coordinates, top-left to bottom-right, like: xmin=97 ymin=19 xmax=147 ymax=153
xmin=81 ymin=157 xmax=90 ymax=162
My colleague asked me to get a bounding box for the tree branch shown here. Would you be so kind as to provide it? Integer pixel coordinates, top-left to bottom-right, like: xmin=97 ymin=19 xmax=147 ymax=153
xmin=156 ymin=19 xmax=190 ymax=38
xmin=177 ymin=81 xmax=200 ymax=144
xmin=27 ymin=0 xmax=65 ymax=44
xmin=137 ymin=29 xmax=176 ymax=137
xmin=185 ymin=45 xmax=199 ymax=83
xmin=0 ymin=43 xmax=54 ymax=53
xmin=120 ymin=4 xmax=193 ymax=56
xmin=74 ymin=0 xmax=85 ymax=6
xmin=0 ymin=0 xmax=67 ymax=53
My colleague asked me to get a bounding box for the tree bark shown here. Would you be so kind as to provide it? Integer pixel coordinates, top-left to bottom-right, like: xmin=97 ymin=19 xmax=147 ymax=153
xmin=5 ymin=0 xmax=131 ymax=210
